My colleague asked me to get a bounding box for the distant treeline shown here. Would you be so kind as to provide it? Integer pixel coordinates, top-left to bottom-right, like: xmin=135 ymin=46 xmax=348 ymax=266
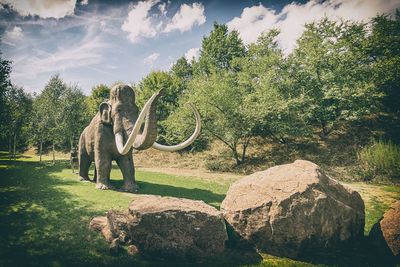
xmin=0 ymin=14 xmax=399 ymax=168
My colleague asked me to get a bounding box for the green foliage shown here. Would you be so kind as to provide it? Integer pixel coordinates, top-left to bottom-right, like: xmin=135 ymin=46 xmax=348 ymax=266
xmin=194 ymin=23 xmax=245 ymax=75
xmin=5 ymin=86 xmax=33 ymax=151
xmin=289 ymin=19 xmax=380 ymax=137
xmin=366 ymin=12 xmax=400 ymax=115
xmin=357 ymin=139 xmax=400 ymax=181
xmin=0 ymin=54 xmax=12 ymax=142
xmin=30 ymin=75 xmax=89 ymax=154
xmin=237 ymin=29 xmax=311 ymax=143
xmin=171 ymin=57 xmax=193 ymax=81
xmin=167 ymin=29 xmax=309 ymax=161
xmin=31 ymin=75 xmax=68 ymax=146
xmin=169 ymin=70 xmax=255 ymax=164
xmin=59 ymin=85 xmax=89 ymax=149
xmin=85 ymin=84 xmax=110 ymax=118
xmin=135 ymin=71 xmax=184 ymax=142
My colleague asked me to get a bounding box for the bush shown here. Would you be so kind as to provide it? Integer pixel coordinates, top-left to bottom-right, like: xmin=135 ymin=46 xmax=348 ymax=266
xmin=204 ymin=156 xmax=233 ymax=172
xmin=357 ymin=140 xmax=400 ymax=181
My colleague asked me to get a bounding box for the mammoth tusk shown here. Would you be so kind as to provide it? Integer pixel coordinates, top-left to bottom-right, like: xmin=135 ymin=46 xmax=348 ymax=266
xmin=152 ymin=103 xmax=201 ymax=152
xmin=115 ymin=92 xmax=160 ymax=155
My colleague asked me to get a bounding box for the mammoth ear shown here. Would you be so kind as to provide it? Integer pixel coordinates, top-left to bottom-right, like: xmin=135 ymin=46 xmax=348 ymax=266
xmin=99 ymin=102 xmax=112 ymax=125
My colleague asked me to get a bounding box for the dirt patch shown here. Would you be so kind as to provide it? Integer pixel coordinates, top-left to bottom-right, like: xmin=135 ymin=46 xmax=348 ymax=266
xmin=137 ymin=166 xmax=243 ymax=184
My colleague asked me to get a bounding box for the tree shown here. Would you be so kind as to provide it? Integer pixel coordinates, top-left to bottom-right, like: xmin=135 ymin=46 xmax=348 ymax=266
xmin=30 ymin=95 xmax=48 ymax=162
xmin=6 ymin=86 xmax=32 ymax=158
xmin=171 ymin=70 xmax=256 ymax=165
xmin=135 ymin=71 xmax=183 ymax=142
xmin=35 ymin=74 xmax=68 ymax=164
xmin=171 ymin=57 xmax=193 ymax=81
xmin=235 ymin=29 xmax=311 ymax=144
xmin=194 ymin=23 xmax=245 ymax=75
xmin=0 ymin=53 xmax=12 ymax=145
xmin=85 ymin=84 xmax=110 ymax=118
xmin=366 ymin=12 xmax=400 ymax=115
xmin=288 ymin=18 xmax=379 ymax=138
xmin=60 ymin=85 xmax=88 ymax=150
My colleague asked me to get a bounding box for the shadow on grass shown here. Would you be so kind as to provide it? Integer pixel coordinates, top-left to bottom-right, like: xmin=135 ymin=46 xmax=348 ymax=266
xmin=0 ymin=158 xmax=153 ymax=267
xmin=110 ymin=179 xmax=225 ymax=207
xmin=0 ymin=157 xmax=262 ymax=267
xmin=0 ymin=151 xmax=32 ymax=160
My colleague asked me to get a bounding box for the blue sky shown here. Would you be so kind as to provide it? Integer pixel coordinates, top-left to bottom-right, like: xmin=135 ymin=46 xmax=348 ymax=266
xmin=0 ymin=0 xmax=399 ymax=95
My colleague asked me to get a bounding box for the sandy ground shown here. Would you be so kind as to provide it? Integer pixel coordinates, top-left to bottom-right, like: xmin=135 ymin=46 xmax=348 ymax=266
xmin=137 ymin=166 xmax=243 ymax=183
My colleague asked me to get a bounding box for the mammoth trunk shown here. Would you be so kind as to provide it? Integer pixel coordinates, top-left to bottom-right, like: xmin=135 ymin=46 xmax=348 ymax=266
xmin=114 ymin=92 xmax=161 ymax=155
xmin=114 ymin=89 xmax=201 ymax=155
xmin=132 ymin=99 xmax=159 ymax=150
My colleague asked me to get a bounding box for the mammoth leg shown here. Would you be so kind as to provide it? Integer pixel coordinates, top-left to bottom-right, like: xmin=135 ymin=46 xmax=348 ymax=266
xmin=116 ymin=153 xmax=138 ymax=192
xmin=78 ymin=148 xmax=91 ymax=182
xmin=93 ymin=166 xmax=97 ymax=183
xmin=95 ymin=153 xmax=113 ymax=190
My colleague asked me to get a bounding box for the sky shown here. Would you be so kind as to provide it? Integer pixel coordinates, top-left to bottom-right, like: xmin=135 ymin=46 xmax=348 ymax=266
xmin=0 ymin=0 xmax=399 ymax=95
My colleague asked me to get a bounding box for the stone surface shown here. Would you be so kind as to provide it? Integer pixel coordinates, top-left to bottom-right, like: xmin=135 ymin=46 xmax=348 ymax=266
xmin=89 ymin=216 xmax=114 ymax=242
xmin=369 ymin=201 xmax=400 ymax=259
xmin=107 ymin=210 xmax=131 ymax=244
xmin=89 ymin=195 xmax=228 ymax=259
xmin=109 ymin=238 xmax=120 ymax=255
xmin=221 ymin=160 xmax=365 ymax=258
xmin=127 ymin=195 xmax=227 ymax=259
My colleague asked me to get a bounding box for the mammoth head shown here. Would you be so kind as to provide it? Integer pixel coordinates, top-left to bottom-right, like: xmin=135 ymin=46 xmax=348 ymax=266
xmin=99 ymin=84 xmax=201 ymax=155
xmin=99 ymin=102 xmax=112 ymax=125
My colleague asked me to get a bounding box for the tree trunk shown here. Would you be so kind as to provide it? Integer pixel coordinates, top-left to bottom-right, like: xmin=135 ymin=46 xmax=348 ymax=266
xmin=240 ymin=138 xmax=250 ymax=164
xmin=39 ymin=139 xmax=43 ymax=162
xmin=233 ymin=150 xmax=241 ymax=165
xmin=13 ymin=133 xmax=16 ymax=161
xmin=231 ymin=143 xmax=242 ymax=166
xmin=52 ymin=140 xmax=55 ymax=165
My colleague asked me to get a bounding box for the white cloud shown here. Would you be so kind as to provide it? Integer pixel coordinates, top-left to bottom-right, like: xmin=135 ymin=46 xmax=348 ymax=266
xmin=121 ymin=0 xmax=161 ymax=43
xmin=121 ymin=1 xmax=206 ymax=43
xmin=2 ymin=26 xmax=24 ymax=46
xmin=227 ymin=5 xmax=276 ymax=45
xmin=5 ymin=26 xmax=24 ymax=39
xmin=163 ymin=3 xmax=206 ymax=33
xmin=184 ymin=47 xmax=200 ymax=61
xmin=0 ymin=0 xmax=77 ymax=19
xmin=11 ymin=29 xmax=107 ymax=81
xmin=80 ymin=0 xmax=88 ymax=5
xmin=158 ymin=2 xmax=167 ymax=16
xmin=227 ymin=0 xmax=400 ymax=54
xmin=143 ymin=53 xmax=160 ymax=65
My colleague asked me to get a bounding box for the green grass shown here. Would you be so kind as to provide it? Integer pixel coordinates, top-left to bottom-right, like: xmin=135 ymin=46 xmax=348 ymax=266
xmin=357 ymin=139 xmax=400 ymax=181
xmin=0 ymin=152 xmax=399 ymax=267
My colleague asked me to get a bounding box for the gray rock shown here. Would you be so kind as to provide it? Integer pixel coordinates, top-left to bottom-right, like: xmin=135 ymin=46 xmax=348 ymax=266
xmin=89 ymin=216 xmax=115 ymax=242
xmin=127 ymin=195 xmax=227 ymax=259
xmin=221 ymin=160 xmax=365 ymax=258
xmin=369 ymin=201 xmax=400 ymax=259
xmin=90 ymin=195 xmax=228 ymax=260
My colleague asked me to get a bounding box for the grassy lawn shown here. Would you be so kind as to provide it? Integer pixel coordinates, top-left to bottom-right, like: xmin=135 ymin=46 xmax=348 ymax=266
xmin=0 ymin=152 xmax=399 ymax=267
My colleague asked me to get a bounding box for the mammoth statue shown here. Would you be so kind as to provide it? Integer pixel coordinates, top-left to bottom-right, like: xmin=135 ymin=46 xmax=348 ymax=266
xmin=78 ymin=84 xmax=201 ymax=192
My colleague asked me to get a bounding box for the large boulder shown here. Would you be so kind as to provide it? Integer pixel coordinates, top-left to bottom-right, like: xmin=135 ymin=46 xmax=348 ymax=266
xmin=221 ymin=160 xmax=365 ymax=258
xmin=369 ymin=201 xmax=400 ymax=260
xmin=90 ymin=195 xmax=227 ymax=259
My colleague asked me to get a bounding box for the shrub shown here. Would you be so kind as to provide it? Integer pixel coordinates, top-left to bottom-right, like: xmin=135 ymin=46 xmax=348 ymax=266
xmin=204 ymin=156 xmax=232 ymax=172
xmin=357 ymin=140 xmax=400 ymax=181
